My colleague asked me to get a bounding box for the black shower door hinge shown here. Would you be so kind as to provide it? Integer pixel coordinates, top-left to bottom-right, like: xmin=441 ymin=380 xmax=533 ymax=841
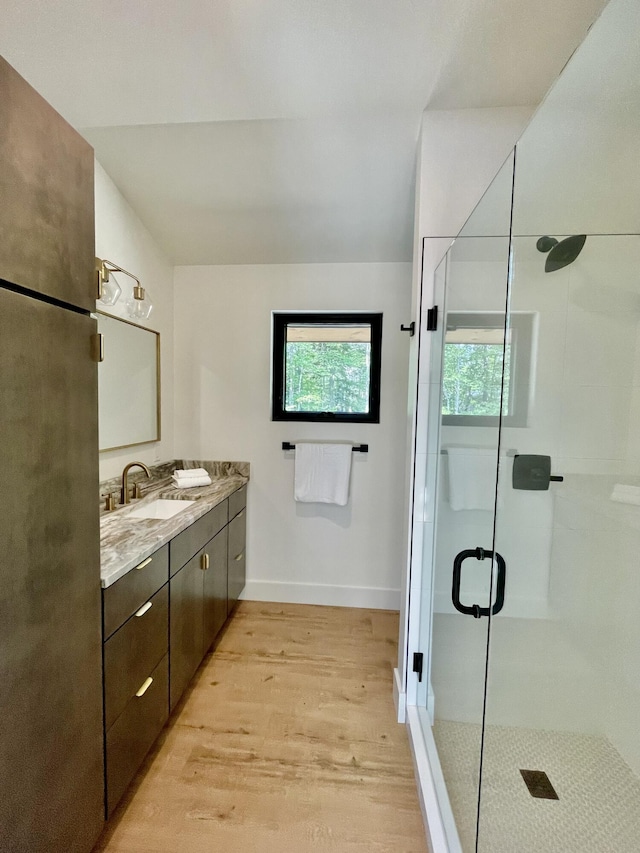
xmin=426 ymin=305 xmax=438 ymax=331
xmin=412 ymin=652 xmax=424 ymax=682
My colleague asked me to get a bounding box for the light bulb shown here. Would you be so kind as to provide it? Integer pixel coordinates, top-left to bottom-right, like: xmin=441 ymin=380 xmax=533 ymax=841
xmin=126 ymin=287 xmax=153 ymax=321
xmin=98 ymin=273 xmax=122 ymax=306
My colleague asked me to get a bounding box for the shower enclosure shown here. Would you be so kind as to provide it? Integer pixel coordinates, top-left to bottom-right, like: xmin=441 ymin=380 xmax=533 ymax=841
xmin=411 ymin=0 xmax=640 ymax=849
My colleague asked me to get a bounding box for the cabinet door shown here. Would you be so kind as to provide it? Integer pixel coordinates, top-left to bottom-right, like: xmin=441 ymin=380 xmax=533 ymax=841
xmin=0 ymin=290 xmax=103 ymax=853
xmin=203 ymin=526 xmax=228 ymax=653
xmin=227 ymin=509 xmax=247 ymax=614
xmin=169 ymin=550 xmax=204 ymax=711
xmin=0 ymin=58 xmax=95 ymax=311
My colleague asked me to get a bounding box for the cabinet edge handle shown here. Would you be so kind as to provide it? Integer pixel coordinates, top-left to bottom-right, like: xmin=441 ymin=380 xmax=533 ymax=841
xmin=135 ymin=601 xmax=153 ymax=618
xmin=135 ymin=676 xmax=153 ymax=698
xmin=234 ymin=552 xmax=244 ymax=562
xmin=201 ymin=553 xmax=210 ymax=571
xmin=90 ymin=332 xmax=104 ymax=362
xmin=135 ymin=557 xmax=153 ymax=571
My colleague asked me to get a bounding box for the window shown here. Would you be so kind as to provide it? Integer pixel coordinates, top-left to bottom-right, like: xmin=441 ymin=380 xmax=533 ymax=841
xmin=272 ymin=312 xmax=382 ymax=422
xmin=442 ymin=312 xmax=533 ymax=426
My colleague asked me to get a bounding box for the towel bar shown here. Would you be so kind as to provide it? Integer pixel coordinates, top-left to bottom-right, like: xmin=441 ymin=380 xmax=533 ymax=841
xmin=440 ymin=447 xmax=518 ymax=457
xmin=282 ymin=442 xmax=368 ymax=453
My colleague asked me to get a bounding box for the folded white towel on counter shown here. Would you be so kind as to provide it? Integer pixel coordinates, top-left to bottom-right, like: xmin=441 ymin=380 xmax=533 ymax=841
xmin=172 ymin=474 xmax=212 ymax=488
xmin=173 ymin=468 xmax=209 ymax=479
xmin=294 ymin=443 xmax=352 ymax=506
xmin=610 ymin=484 xmax=640 ymax=506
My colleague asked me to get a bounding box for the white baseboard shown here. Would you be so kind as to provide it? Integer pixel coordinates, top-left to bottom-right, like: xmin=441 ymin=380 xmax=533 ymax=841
xmin=240 ymin=580 xmax=400 ymax=610
xmin=393 ymin=667 xmax=407 ymax=723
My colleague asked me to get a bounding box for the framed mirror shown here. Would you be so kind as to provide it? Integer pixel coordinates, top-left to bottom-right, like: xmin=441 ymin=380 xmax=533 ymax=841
xmin=97 ymin=312 xmax=160 ymax=451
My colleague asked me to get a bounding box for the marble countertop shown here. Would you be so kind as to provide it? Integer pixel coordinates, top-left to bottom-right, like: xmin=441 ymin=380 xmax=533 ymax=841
xmin=100 ymin=470 xmax=248 ymax=589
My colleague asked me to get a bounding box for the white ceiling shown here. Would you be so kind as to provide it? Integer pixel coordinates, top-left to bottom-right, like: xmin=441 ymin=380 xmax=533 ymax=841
xmin=0 ymin=0 xmax=609 ymax=264
xmin=453 ymin=0 xmax=640 ymax=245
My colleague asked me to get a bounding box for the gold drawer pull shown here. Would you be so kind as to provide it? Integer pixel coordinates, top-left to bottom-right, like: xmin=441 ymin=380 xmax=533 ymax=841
xmin=200 ymin=553 xmax=210 ymax=571
xmin=135 ymin=601 xmax=152 ymax=618
xmin=236 ymin=509 xmax=245 ymax=519
xmin=136 ymin=677 xmax=153 ymax=698
xmin=135 ymin=557 xmax=153 ymax=571
xmin=234 ymin=552 xmax=244 ymax=562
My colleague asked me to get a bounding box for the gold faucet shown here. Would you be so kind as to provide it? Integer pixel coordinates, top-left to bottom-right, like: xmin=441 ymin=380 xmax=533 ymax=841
xmin=120 ymin=461 xmax=151 ymax=505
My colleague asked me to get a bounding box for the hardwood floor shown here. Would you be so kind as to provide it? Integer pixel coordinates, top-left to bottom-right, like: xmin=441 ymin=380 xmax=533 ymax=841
xmin=94 ymin=601 xmax=428 ymax=853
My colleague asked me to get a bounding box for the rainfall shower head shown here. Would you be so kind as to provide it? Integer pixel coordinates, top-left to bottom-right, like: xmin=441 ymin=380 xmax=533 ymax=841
xmin=536 ymin=235 xmax=587 ymax=273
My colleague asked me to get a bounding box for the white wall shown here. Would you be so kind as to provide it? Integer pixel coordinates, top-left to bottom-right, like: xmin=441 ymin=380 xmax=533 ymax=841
xmin=94 ymin=160 xmax=175 ymax=480
xmin=173 ymin=262 xmax=411 ymax=609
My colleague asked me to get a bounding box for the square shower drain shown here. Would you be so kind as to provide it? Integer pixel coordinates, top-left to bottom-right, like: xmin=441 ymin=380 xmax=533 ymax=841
xmin=520 ymin=769 xmax=559 ymax=800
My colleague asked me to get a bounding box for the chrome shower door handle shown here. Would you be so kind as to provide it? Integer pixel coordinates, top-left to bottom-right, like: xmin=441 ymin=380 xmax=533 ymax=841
xmin=452 ymin=548 xmax=506 ymax=618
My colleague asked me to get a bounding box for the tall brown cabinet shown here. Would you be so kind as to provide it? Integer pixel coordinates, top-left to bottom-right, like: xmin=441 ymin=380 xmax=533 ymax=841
xmin=0 ymin=56 xmax=104 ymax=853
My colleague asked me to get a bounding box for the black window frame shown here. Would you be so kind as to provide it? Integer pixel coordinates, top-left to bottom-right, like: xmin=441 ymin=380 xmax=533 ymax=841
xmin=271 ymin=312 xmax=383 ymax=423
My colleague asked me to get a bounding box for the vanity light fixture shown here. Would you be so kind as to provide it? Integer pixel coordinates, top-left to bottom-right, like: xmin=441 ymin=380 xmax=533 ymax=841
xmin=95 ymin=257 xmax=153 ymax=320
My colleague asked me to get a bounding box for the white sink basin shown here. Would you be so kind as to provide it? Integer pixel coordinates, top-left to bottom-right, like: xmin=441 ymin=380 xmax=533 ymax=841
xmin=127 ymin=499 xmax=194 ymax=520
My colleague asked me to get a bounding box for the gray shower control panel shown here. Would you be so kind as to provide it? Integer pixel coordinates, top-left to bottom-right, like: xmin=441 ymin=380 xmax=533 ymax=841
xmin=512 ymin=454 xmax=563 ymax=490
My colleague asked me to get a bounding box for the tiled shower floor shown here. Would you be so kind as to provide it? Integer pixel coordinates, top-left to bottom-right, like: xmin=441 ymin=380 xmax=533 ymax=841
xmin=434 ymin=720 xmax=640 ymax=852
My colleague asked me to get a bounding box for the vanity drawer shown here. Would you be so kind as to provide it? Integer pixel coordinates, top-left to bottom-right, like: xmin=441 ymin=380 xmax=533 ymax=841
xmin=103 ymin=544 xmax=169 ymax=639
xmin=104 ymin=584 xmax=168 ymax=730
xmin=228 ymin=484 xmax=247 ymax=520
xmin=106 ymin=654 xmax=168 ymax=816
xmin=227 ymin=508 xmax=247 ymax=613
xmin=169 ymin=500 xmax=228 ymax=576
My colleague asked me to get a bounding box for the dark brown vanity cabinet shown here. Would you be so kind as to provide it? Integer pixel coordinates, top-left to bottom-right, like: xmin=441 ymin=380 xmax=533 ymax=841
xmin=168 ymin=497 xmax=234 ymax=711
xmin=102 ymin=545 xmax=170 ymax=816
xmin=170 ymin=525 xmax=229 ymax=710
xmin=203 ymin=525 xmax=229 ymax=652
xmin=228 ymin=486 xmax=247 ymax=613
xmin=169 ymin=547 xmax=205 ymax=710
xmin=102 ymin=486 xmax=247 ymax=814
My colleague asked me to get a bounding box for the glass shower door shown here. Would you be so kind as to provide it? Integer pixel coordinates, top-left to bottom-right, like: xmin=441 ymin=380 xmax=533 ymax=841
xmin=478 ymin=228 xmax=640 ymax=853
xmin=417 ymin=154 xmax=514 ymax=852
xmin=477 ymin=1 xmax=640 ymax=850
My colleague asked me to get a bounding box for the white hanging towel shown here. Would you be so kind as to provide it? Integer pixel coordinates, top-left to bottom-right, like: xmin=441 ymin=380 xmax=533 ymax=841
xmin=294 ymin=443 xmax=352 ymax=506
xmin=446 ymin=446 xmax=496 ymax=512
